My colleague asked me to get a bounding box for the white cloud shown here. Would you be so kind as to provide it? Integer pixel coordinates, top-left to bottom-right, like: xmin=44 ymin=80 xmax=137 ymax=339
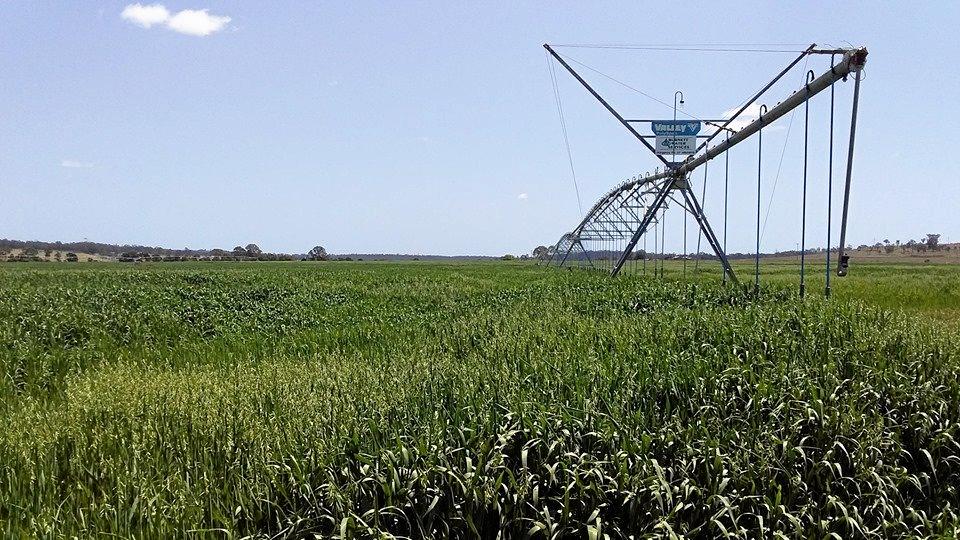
xmin=720 ymin=103 xmax=763 ymax=132
xmin=704 ymin=103 xmax=785 ymax=134
xmin=121 ymin=3 xmax=169 ymax=28
xmin=121 ymin=4 xmax=231 ymax=36
xmin=61 ymin=160 xmax=95 ymax=169
xmin=166 ymin=9 xmax=231 ymax=36
xmin=517 ymin=193 xmax=528 ymax=200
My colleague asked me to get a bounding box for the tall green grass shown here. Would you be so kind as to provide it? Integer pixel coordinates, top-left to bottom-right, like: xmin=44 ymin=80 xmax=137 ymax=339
xmin=1 ymin=262 xmax=958 ymax=537
xmin=620 ymin=257 xmax=960 ymax=322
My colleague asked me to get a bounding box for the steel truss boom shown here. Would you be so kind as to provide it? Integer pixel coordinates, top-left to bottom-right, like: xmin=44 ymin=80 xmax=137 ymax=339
xmin=543 ymin=43 xmax=867 ymax=281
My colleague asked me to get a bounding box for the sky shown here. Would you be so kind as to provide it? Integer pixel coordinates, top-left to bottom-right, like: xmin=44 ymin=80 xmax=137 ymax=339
xmin=1 ymin=1 xmax=957 ymax=256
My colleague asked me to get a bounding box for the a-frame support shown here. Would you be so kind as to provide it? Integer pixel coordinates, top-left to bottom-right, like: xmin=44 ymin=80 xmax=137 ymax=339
xmin=544 ymin=43 xmax=734 ymax=281
xmin=543 ymin=43 xmax=867 ymax=282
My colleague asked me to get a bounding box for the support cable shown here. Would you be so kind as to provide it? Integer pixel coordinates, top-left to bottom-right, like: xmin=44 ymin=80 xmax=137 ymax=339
xmin=580 ymin=48 xmax=864 ymax=200
xmin=761 ymin=55 xmax=810 ymax=242
xmin=681 ymin=186 xmax=737 ymax=283
xmin=661 ymin=205 xmax=667 ymax=278
xmin=553 ymin=52 xmax=717 ymax=128
xmin=694 ymin=150 xmax=708 ymax=272
xmin=800 ymin=70 xmax=813 ymax=298
xmin=551 ymin=44 xmax=810 ymax=53
xmin=653 ymin=219 xmax=658 ymax=277
xmin=643 ymin=230 xmax=647 ymax=275
xmin=759 ymin=112 xmax=796 ymax=241
xmin=695 ymin=45 xmax=816 ymax=154
xmin=825 ymin=55 xmax=836 ymax=298
xmin=546 ymin=52 xmax=583 ymax=214
xmin=756 ymin=105 xmax=767 ymax=294
xmin=723 ymin=132 xmax=730 ymax=284
xmin=544 ymin=45 xmax=669 ymax=165
xmin=683 ymin=189 xmax=687 ymax=280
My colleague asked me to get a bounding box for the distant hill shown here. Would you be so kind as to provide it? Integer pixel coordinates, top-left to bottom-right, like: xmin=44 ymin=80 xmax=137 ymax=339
xmin=0 ymin=238 xmax=218 ymax=258
xmin=0 ymin=239 xmax=501 ymax=262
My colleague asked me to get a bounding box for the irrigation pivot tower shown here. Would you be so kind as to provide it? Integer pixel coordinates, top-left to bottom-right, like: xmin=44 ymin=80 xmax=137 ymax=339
xmin=544 ymin=43 xmax=868 ymax=287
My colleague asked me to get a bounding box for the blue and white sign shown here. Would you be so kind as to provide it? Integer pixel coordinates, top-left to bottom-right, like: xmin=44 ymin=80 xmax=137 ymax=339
xmin=655 ymin=136 xmax=697 ymax=155
xmin=651 ymin=120 xmax=701 ymax=136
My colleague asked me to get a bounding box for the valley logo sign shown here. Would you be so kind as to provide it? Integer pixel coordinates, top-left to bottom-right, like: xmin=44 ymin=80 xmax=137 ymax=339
xmin=651 ymin=120 xmax=701 ymax=155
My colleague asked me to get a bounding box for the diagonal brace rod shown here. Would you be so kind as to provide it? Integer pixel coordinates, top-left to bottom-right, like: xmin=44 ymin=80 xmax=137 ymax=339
xmin=679 ymin=187 xmax=738 ymax=283
xmin=611 ymin=178 xmax=676 ymax=276
xmin=544 ymin=44 xmax=669 ymax=166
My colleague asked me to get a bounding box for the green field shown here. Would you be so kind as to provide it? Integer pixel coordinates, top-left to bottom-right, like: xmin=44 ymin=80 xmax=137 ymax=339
xmin=2 ymin=261 xmax=959 ymax=537
xmin=622 ymin=257 xmax=960 ymax=322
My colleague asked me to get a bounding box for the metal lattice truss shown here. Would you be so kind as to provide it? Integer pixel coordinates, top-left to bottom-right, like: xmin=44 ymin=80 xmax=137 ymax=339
xmin=549 ymin=175 xmax=664 ymax=266
xmin=548 ymin=173 xmax=719 ymax=274
xmin=547 ymin=232 xmax=595 ymax=268
xmin=544 ymin=43 xmax=868 ymax=281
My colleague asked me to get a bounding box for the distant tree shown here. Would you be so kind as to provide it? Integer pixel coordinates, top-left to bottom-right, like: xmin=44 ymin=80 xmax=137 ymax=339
xmin=532 ymin=245 xmax=550 ymax=260
xmin=307 ymin=246 xmax=328 ymax=261
xmin=44 ymin=249 xmax=53 ymax=257
xmin=501 ymin=254 xmax=516 ymax=261
xmin=232 ymin=246 xmax=247 ymax=256
xmin=245 ymin=243 xmax=262 ymax=256
xmin=926 ymin=233 xmax=941 ymax=251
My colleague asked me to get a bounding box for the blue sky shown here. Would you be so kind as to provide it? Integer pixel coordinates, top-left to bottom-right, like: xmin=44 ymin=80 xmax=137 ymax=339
xmin=1 ymin=1 xmax=956 ymax=255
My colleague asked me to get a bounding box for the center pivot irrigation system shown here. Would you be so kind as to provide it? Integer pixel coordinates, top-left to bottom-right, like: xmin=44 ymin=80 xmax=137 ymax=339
xmin=543 ymin=43 xmax=868 ymax=297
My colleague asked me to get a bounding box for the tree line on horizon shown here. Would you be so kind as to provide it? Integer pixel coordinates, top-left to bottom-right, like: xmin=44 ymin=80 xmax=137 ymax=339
xmin=857 ymin=234 xmax=948 ymax=254
xmin=531 ymin=233 xmax=950 ymax=262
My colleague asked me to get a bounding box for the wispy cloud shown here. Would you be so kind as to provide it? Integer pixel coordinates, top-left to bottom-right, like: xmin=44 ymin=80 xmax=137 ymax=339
xmin=61 ymin=160 xmax=95 ymax=169
xmin=517 ymin=193 xmax=528 ymax=200
xmin=166 ymin=9 xmax=231 ymax=36
xmin=721 ymin=103 xmax=763 ymax=131
xmin=711 ymin=103 xmax=785 ymax=133
xmin=121 ymin=3 xmax=169 ymax=28
xmin=121 ymin=4 xmax=231 ymax=36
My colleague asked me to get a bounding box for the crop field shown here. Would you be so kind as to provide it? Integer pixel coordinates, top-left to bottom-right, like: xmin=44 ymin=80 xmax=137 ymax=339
xmin=623 ymin=258 xmax=960 ymax=324
xmin=1 ymin=261 xmax=959 ymax=538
